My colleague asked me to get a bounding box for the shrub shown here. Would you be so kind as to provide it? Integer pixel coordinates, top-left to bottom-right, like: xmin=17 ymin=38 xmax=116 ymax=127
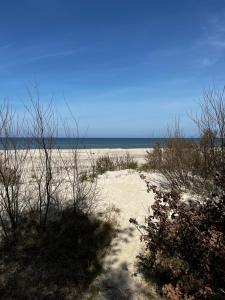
xmin=130 ymin=170 xmax=225 ymax=299
xmin=93 ymin=152 xmax=138 ymax=175
xmin=116 ymin=152 xmax=138 ymax=170
xmin=145 ymin=143 xmax=163 ymax=170
xmin=162 ymin=138 xmax=201 ymax=190
xmin=144 ymin=138 xmax=203 ymax=191
xmin=80 ymin=170 xmax=97 ymax=183
xmin=198 ymin=128 xmax=220 ymax=178
xmin=95 ymin=155 xmax=115 ymax=175
xmin=0 ymin=97 xmax=106 ymax=298
xmin=0 ymin=105 xmax=28 ymax=242
xmin=144 ymin=88 xmax=225 ymax=194
xmin=127 ymin=160 xmax=138 ymax=169
xmin=131 ymin=88 xmax=225 ymax=299
xmin=138 ymin=163 xmax=151 ymax=172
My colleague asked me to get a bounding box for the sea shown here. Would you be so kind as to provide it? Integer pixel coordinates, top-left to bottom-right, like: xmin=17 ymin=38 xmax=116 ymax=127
xmin=0 ymin=137 xmax=199 ymax=150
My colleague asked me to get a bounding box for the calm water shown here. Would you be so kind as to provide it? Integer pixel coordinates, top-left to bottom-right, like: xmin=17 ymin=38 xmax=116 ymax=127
xmin=0 ymin=137 xmax=199 ymax=149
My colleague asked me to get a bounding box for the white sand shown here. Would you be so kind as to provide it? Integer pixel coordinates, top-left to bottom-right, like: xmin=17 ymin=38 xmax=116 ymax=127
xmin=81 ymin=148 xmax=148 ymax=163
xmin=98 ymin=169 xmax=159 ymax=272
xmin=16 ymin=148 xmax=148 ymax=176
xmin=94 ymin=169 xmax=163 ymax=299
xmin=54 ymin=147 xmax=148 ymax=165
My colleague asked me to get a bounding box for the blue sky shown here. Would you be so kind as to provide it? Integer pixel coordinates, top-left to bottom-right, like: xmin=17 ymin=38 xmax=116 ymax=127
xmin=0 ymin=0 xmax=225 ymax=137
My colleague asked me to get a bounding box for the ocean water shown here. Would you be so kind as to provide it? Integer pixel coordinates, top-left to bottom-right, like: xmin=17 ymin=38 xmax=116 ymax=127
xmin=0 ymin=137 xmax=200 ymax=150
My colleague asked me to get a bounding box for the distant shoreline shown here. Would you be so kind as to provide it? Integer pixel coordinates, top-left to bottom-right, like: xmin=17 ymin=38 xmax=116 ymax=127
xmin=0 ymin=137 xmax=200 ymax=150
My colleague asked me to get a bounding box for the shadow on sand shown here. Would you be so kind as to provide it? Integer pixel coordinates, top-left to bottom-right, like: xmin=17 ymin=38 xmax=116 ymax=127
xmin=0 ymin=207 xmax=114 ymax=299
xmin=0 ymin=206 xmax=161 ymax=299
xmin=89 ymin=224 xmax=161 ymax=300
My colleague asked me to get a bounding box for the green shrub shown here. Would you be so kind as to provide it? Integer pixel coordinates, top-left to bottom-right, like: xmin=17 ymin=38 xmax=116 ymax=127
xmin=127 ymin=160 xmax=138 ymax=169
xmin=116 ymin=152 xmax=138 ymax=170
xmin=94 ymin=153 xmax=138 ymax=175
xmin=95 ymin=155 xmax=115 ymax=174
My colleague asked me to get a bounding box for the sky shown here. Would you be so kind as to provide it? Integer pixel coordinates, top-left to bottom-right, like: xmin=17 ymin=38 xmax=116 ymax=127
xmin=0 ymin=0 xmax=225 ymax=137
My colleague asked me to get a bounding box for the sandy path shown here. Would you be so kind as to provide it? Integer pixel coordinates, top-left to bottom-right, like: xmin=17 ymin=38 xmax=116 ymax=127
xmin=94 ymin=170 xmax=162 ymax=299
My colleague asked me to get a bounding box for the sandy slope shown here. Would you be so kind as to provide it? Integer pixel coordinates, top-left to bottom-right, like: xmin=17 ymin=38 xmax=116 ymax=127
xmin=98 ymin=170 xmax=156 ymax=272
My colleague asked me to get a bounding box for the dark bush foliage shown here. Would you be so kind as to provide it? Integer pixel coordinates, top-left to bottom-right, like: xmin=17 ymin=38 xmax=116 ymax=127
xmin=130 ymin=171 xmax=225 ymax=299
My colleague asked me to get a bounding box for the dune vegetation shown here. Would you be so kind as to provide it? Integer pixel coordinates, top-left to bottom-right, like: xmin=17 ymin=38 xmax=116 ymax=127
xmin=131 ymin=88 xmax=225 ymax=300
xmin=0 ymin=88 xmax=224 ymax=300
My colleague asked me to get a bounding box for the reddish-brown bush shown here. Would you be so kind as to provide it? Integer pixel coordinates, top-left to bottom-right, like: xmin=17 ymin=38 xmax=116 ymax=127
xmin=130 ymin=171 xmax=225 ymax=299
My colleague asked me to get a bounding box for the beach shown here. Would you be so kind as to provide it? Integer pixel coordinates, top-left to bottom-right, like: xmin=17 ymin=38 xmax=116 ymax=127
xmin=0 ymin=147 xmax=190 ymax=298
xmin=19 ymin=147 xmax=161 ymax=297
xmin=19 ymin=148 xmax=149 ymax=176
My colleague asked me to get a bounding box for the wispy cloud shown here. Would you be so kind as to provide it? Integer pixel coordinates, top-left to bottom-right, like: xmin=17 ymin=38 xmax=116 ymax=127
xmin=207 ymin=36 xmax=225 ymax=49
xmin=26 ymin=48 xmax=84 ymax=62
xmin=0 ymin=45 xmax=86 ymax=70
xmin=195 ymin=13 xmax=225 ymax=68
xmin=203 ymin=14 xmax=225 ymax=50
